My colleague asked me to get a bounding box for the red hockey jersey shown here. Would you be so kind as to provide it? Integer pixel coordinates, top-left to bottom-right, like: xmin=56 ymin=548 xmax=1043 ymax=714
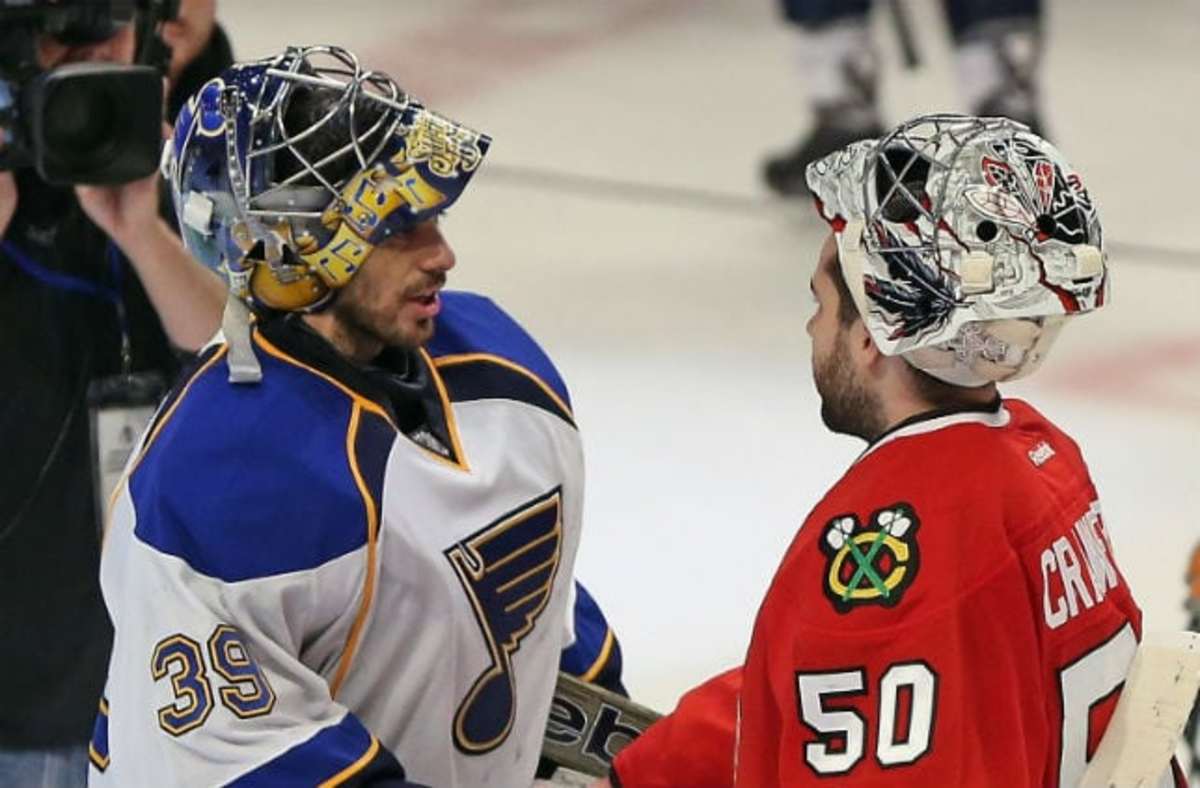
xmin=613 ymin=400 xmax=1180 ymax=787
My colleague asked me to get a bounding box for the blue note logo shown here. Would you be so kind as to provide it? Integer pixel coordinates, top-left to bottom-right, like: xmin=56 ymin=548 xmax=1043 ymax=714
xmin=445 ymin=488 xmax=565 ymax=754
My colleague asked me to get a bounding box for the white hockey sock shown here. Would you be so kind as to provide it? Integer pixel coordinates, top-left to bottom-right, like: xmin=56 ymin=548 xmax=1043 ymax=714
xmin=797 ymin=19 xmax=880 ymax=129
xmin=955 ymin=21 xmax=1042 ymax=119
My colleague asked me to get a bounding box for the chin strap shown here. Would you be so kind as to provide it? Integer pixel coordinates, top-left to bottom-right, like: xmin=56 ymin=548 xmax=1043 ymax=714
xmin=222 ymin=292 xmax=262 ymax=384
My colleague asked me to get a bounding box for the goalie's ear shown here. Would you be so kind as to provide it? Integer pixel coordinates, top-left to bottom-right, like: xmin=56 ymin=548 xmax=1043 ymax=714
xmin=848 ymin=308 xmax=878 ymax=360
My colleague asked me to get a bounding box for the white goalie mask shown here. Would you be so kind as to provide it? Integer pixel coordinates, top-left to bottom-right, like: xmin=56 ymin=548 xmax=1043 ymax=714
xmin=805 ymin=114 xmax=1108 ymax=387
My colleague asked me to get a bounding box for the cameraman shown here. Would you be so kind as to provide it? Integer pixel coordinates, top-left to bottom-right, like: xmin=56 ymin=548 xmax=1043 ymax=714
xmin=0 ymin=2 xmax=231 ymax=784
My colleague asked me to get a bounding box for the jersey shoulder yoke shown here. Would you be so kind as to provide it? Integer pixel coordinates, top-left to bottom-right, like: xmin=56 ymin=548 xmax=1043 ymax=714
xmin=425 ymin=291 xmax=573 ymax=425
xmin=126 ymin=342 xmax=394 ymax=582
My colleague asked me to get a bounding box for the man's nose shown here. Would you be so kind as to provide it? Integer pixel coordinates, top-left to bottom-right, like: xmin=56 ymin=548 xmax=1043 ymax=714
xmin=426 ymin=240 xmax=456 ymax=273
xmin=421 ymin=227 xmax=456 ymax=273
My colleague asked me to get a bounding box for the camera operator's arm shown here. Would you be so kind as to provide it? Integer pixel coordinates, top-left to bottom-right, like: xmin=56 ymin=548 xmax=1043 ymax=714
xmin=77 ymin=175 xmax=224 ymax=352
xmin=0 ymin=172 xmax=16 ymax=240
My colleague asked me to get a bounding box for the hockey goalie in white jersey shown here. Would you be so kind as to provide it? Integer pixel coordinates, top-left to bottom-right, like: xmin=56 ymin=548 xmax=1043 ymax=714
xmin=89 ymin=45 xmax=622 ymax=786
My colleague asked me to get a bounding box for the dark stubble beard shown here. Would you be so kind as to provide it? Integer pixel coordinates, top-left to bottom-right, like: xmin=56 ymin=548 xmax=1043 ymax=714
xmin=332 ymin=287 xmax=428 ymax=354
xmin=813 ymin=332 xmax=887 ymax=442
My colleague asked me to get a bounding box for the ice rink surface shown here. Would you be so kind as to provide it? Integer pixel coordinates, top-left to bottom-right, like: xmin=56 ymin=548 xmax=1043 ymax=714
xmin=221 ymin=0 xmax=1199 ymax=712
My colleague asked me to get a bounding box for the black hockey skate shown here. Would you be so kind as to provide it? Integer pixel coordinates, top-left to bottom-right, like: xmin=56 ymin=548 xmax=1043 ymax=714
xmin=762 ymin=111 xmax=883 ymax=198
xmin=975 ymin=93 xmax=1044 ymax=139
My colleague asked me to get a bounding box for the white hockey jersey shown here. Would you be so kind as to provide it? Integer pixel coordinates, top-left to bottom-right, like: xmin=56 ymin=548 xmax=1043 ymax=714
xmin=90 ymin=292 xmax=585 ymax=787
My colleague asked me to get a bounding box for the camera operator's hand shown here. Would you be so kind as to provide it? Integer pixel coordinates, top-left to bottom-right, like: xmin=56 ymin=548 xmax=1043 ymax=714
xmin=0 ymin=172 xmax=17 ymax=240
xmin=75 ymin=174 xmax=160 ymax=251
xmin=76 ymin=175 xmax=225 ymax=352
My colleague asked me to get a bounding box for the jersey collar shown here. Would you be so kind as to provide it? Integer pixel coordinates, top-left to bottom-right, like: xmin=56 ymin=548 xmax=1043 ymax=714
xmin=855 ymin=396 xmax=1009 ymax=465
xmin=256 ymin=314 xmax=459 ymax=462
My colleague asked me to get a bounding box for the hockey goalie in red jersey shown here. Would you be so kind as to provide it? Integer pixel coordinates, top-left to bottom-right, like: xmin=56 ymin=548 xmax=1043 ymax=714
xmin=601 ymin=115 xmax=1185 ymax=787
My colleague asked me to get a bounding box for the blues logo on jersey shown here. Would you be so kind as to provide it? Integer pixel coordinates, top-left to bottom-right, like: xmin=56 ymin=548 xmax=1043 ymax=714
xmin=445 ymin=487 xmax=565 ymax=753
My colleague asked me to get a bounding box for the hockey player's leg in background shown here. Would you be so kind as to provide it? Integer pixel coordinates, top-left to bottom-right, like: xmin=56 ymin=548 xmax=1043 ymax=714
xmin=761 ymin=0 xmax=881 ymax=197
xmin=762 ymin=0 xmax=1045 ymax=197
xmin=945 ymin=0 xmax=1045 ymax=134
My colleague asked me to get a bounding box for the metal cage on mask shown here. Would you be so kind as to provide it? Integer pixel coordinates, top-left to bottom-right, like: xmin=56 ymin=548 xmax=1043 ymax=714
xmin=806 ymin=113 xmax=1107 ymax=387
xmin=166 ymin=44 xmax=489 ymax=313
xmin=163 ymin=44 xmax=490 ymax=382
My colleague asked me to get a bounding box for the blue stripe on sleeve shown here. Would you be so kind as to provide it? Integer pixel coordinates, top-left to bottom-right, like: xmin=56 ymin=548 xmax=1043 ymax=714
xmin=436 ymin=359 xmax=575 ymax=426
xmin=227 ymin=713 xmax=415 ymax=787
xmin=88 ymin=698 xmax=110 ymax=771
xmin=560 ymin=582 xmax=626 ymax=695
xmin=353 ymin=409 xmax=394 ymax=510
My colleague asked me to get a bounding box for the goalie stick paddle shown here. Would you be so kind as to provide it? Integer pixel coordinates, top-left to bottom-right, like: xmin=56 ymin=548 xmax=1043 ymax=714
xmin=1081 ymin=631 xmax=1200 ymax=787
xmin=542 ymin=672 xmax=662 ymax=777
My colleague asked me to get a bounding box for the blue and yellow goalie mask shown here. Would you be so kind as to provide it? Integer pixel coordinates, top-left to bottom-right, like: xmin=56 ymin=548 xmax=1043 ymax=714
xmin=163 ymin=45 xmax=491 ymax=311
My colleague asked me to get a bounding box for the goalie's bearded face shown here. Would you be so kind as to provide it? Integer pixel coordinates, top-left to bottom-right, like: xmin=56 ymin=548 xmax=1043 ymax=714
xmin=806 ymin=234 xmax=885 ymax=441
xmin=331 ymin=219 xmax=456 ymax=354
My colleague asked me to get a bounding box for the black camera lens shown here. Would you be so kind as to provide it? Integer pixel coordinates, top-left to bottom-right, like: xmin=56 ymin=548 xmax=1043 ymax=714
xmin=29 ymin=63 xmax=162 ymax=185
xmin=43 ymin=79 xmax=119 ymax=162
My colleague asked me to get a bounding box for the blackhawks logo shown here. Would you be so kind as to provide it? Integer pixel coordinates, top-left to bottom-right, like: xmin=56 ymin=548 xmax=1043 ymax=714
xmin=820 ymin=503 xmax=920 ymax=613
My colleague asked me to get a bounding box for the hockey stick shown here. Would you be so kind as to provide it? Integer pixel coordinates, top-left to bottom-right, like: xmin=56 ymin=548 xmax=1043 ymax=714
xmin=886 ymin=0 xmax=921 ymax=70
xmin=542 ymin=672 xmax=662 ymax=777
xmin=1081 ymin=631 xmax=1200 ymax=787
xmin=545 ymin=632 xmax=1199 ymax=783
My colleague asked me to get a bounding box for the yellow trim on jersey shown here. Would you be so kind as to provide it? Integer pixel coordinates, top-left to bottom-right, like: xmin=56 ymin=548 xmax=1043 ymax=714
xmin=418 ymin=348 xmax=470 ymax=472
xmin=252 ymin=332 xmax=394 ymax=426
xmin=254 ymin=331 xmax=470 ymax=471
xmin=317 ymin=734 xmax=381 ymax=788
xmin=488 ymin=527 xmax=558 ymax=574
xmin=504 ymin=583 xmax=555 ymax=615
xmin=90 ymin=695 xmax=111 ymax=770
xmin=580 ymin=627 xmax=616 ymax=684
xmin=102 ymin=345 xmax=230 ymax=549
xmin=445 ymin=490 xmax=564 ymax=753
xmin=150 ymin=634 xmax=215 ymax=736
xmin=330 ymin=403 xmax=380 ymax=699
xmin=88 ymin=742 xmax=110 ymax=771
xmin=207 ymin=624 xmax=277 ymax=719
xmin=433 ymin=352 xmax=574 ymax=420
xmin=496 ymin=555 xmax=558 ymax=594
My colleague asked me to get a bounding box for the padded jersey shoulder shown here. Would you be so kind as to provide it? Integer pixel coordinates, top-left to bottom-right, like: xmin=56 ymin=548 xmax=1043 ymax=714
xmin=126 ymin=339 xmax=394 ymax=582
xmin=783 ymin=404 xmax=1065 ymax=628
xmin=424 ymin=291 xmax=574 ymax=425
